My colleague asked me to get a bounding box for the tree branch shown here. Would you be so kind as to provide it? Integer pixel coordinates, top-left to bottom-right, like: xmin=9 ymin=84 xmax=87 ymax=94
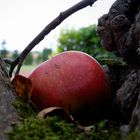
xmin=8 ymin=0 xmax=97 ymax=77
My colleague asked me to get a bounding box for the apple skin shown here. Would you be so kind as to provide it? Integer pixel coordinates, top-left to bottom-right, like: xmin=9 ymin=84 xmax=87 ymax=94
xmin=29 ymin=51 xmax=111 ymax=125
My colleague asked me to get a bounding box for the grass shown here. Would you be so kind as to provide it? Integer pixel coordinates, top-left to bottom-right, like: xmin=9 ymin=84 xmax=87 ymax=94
xmin=21 ymin=65 xmax=37 ymax=72
xmin=19 ymin=65 xmax=37 ymax=77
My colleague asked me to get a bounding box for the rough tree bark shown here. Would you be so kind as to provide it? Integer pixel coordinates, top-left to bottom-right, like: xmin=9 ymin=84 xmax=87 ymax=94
xmin=0 ymin=58 xmax=19 ymax=140
xmin=97 ymin=0 xmax=140 ymax=133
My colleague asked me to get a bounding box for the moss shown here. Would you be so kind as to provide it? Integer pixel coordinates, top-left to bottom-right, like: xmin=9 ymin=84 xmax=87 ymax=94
xmin=98 ymin=58 xmax=127 ymax=67
xmin=90 ymin=130 xmax=119 ymax=140
xmin=9 ymin=116 xmax=121 ymax=140
xmin=10 ymin=98 xmax=84 ymax=140
xmin=89 ymin=120 xmax=120 ymax=140
xmin=9 ymin=98 xmax=121 ymax=140
xmin=9 ymin=116 xmax=84 ymax=140
xmin=12 ymin=98 xmax=36 ymax=118
xmin=127 ymin=128 xmax=140 ymax=140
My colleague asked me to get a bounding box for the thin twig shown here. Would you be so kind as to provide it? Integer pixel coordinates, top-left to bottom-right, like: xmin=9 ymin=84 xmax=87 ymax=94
xmin=9 ymin=0 xmax=97 ymax=77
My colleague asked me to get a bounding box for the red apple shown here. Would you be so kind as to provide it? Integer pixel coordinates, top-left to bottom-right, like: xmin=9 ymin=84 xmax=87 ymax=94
xmin=29 ymin=51 xmax=111 ymax=125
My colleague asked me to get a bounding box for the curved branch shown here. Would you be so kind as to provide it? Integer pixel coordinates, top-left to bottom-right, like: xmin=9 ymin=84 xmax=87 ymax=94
xmin=9 ymin=0 xmax=97 ymax=77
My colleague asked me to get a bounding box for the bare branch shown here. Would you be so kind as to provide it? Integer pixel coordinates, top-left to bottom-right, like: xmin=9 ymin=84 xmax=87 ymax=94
xmin=8 ymin=0 xmax=97 ymax=77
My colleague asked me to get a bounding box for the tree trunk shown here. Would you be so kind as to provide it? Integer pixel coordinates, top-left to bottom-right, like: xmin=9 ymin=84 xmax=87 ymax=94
xmin=97 ymin=0 xmax=140 ymax=133
xmin=0 ymin=58 xmax=19 ymax=140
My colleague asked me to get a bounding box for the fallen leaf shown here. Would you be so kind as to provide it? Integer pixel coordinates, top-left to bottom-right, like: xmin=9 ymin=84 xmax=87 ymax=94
xmin=37 ymin=106 xmax=95 ymax=136
xmin=12 ymin=75 xmax=33 ymax=102
xmin=37 ymin=107 xmax=74 ymax=123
